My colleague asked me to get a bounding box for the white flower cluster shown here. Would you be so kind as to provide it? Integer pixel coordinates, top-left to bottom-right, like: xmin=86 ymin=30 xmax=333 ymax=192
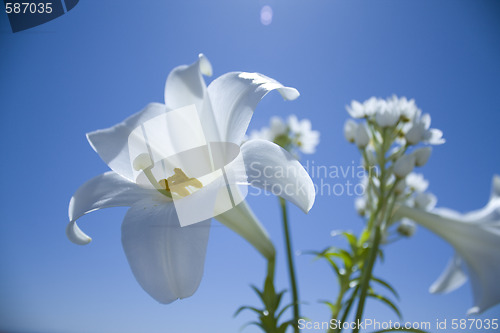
xmin=344 ymin=95 xmax=444 ymax=148
xmin=346 ymin=96 xmax=443 ymax=238
xmin=249 ymin=115 xmax=320 ymax=154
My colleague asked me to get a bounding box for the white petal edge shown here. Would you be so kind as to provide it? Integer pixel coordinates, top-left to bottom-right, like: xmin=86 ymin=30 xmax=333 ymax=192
xmin=164 ymin=53 xmax=211 ymax=111
xmin=207 ymin=72 xmax=299 ymax=145
xmin=67 ymin=172 xmax=154 ymax=245
xmin=87 ymin=103 xmax=169 ymax=181
xmin=429 ymin=253 xmax=468 ymax=294
xmin=491 ymin=174 xmax=500 ymax=199
xmin=121 ymin=199 xmax=211 ymax=304
xmin=240 ymin=139 xmax=315 ymax=213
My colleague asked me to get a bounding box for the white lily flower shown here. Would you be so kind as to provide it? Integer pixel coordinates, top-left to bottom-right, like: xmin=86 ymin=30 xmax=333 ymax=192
xmin=412 ymin=147 xmax=432 ymax=167
xmin=344 ymin=119 xmax=358 ymax=143
xmin=393 ymin=154 xmax=416 ymax=178
xmin=67 ymin=54 xmax=315 ymax=304
xmin=395 ymin=175 xmax=500 ymax=314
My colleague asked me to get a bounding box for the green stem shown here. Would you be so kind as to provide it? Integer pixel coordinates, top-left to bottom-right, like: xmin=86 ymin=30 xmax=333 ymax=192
xmin=351 ymin=226 xmax=382 ymax=333
xmin=337 ymin=285 xmax=360 ymax=333
xmin=280 ymin=197 xmax=300 ymax=332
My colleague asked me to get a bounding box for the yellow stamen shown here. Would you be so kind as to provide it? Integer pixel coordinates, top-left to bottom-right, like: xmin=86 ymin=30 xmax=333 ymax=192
xmin=133 ymin=155 xmax=203 ymax=198
xmin=159 ymin=168 xmax=203 ymax=198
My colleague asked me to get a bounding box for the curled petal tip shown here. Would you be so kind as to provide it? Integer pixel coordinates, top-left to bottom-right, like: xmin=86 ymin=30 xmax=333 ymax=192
xmin=428 ymin=284 xmax=438 ymax=294
xmin=466 ymin=306 xmax=480 ymax=316
xmin=279 ymin=87 xmax=300 ymax=101
xmin=66 ymin=220 xmax=92 ymax=245
xmin=198 ymin=53 xmax=212 ymax=77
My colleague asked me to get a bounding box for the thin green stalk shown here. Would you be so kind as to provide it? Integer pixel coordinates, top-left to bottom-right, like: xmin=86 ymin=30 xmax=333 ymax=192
xmin=279 ymin=197 xmax=300 ymax=333
xmin=337 ymin=285 xmax=360 ymax=333
xmin=352 ymin=226 xmax=382 ymax=333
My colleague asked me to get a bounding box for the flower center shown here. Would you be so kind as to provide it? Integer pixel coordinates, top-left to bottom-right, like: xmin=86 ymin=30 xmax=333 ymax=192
xmin=133 ymin=153 xmax=203 ymax=198
xmin=158 ymin=168 xmax=203 ymax=197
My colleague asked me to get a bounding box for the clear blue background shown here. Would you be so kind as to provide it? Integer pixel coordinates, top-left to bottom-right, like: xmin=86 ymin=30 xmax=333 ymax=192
xmin=1 ymin=1 xmax=499 ymax=332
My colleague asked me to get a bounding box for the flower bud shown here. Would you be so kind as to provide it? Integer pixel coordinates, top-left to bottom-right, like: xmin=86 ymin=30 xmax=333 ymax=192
xmin=344 ymin=119 xmax=358 ymax=143
xmin=405 ymin=125 xmax=424 ymax=145
xmin=393 ymin=154 xmax=416 ymax=178
xmin=394 ymin=178 xmax=406 ymax=194
xmin=355 ymin=197 xmax=367 ymax=216
xmin=364 ymin=147 xmax=377 ymax=169
xmin=355 ymin=124 xmax=370 ymax=149
xmin=397 ymin=219 xmax=416 ymax=237
xmin=412 ymin=147 xmax=432 ymax=167
xmin=414 ymin=192 xmax=437 ymax=211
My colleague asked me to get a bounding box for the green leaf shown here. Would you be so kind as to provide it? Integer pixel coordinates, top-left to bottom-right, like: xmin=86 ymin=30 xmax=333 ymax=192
xmin=319 ymin=300 xmax=339 ymax=316
xmin=368 ymin=292 xmax=402 ymax=319
xmin=234 ymin=305 xmax=263 ymax=317
xmin=275 ymin=302 xmax=294 ymax=321
xmin=371 ymin=276 xmax=400 ymax=300
xmin=358 ymin=229 xmax=370 ymax=246
xmin=342 ymin=231 xmax=358 ymax=252
xmin=326 ymin=250 xmax=353 ymax=269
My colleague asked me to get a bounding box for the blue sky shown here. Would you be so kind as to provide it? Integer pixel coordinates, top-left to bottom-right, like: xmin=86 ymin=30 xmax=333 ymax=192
xmin=1 ymin=1 xmax=499 ymax=332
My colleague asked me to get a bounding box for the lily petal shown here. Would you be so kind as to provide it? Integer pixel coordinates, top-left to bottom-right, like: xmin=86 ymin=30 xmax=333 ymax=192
xmin=121 ymin=199 xmax=211 ymax=304
xmin=164 ymin=53 xmax=212 ymax=111
xmin=429 ymin=253 xmax=468 ymax=294
xmin=207 ymin=72 xmax=299 ymax=145
xmin=67 ymin=172 xmax=153 ymax=245
xmin=164 ymin=54 xmax=220 ymax=143
xmin=215 ymin=200 xmax=275 ymax=260
xmin=395 ymin=189 xmax=500 ymax=315
xmin=240 ymin=139 xmax=315 ymax=213
xmin=87 ymin=103 xmax=169 ymax=181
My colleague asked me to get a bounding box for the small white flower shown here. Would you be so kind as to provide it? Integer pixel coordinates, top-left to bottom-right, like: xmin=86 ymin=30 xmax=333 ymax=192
xmin=344 ymin=119 xmax=358 ymax=143
xmin=396 ymin=97 xmax=418 ymax=121
xmin=347 ymin=100 xmax=366 ymax=118
xmin=395 ymin=175 xmax=500 ymax=314
xmin=406 ymin=173 xmax=429 ymax=192
xmin=270 ymin=116 xmax=287 ymax=138
xmin=393 ymin=154 xmax=416 ymax=178
xmin=355 ymin=123 xmax=370 ymax=149
xmin=363 ymin=97 xmax=381 ymax=117
xmin=249 ymin=127 xmax=272 ymax=141
xmin=405 ymin=112 xmax=445 ymax=145
xmin=288 ymin=115 xmax=320 ymax=154
xmin=412 ymin=147 xmax=432 ymax=167
xmin=375 ymin=99 xmax=400 ymax=127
